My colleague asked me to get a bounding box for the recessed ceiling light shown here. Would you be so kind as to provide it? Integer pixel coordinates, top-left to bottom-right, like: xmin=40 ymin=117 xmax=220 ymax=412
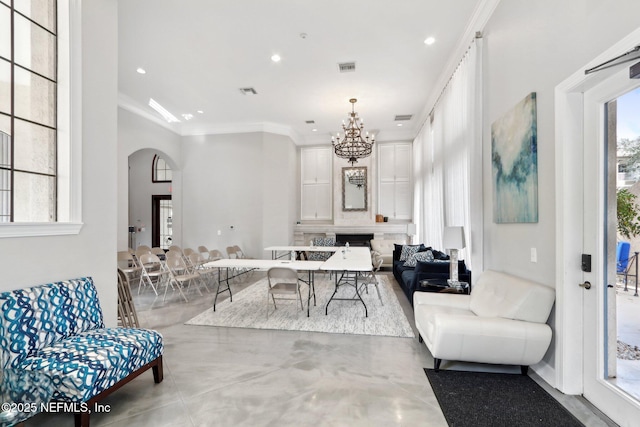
xmin=197 ymin=110 xmax=204 ymax=114
xmin=424 ymin=37 xmax=436 ymax=45
xmin=271 ymin=54 xmax=281 ymax=62
xmin=397 ymin=123 xmax=403 ymax=127
xmin=182 ymin=113 xmax=193 ymax=121
xmin=312 ymin=129 xmax=317 ymax=132
xmin=136 ymin=67 xmax=146 ymax=74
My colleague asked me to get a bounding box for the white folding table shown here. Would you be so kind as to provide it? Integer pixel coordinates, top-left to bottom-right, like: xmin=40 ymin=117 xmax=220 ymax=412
xmin=320 ymin=246 xmax=373 ymax=317
xmin=264 ymin=245 xmax=342 ymax=260
xmin=203 ymin=258 xmax=324 ymax=316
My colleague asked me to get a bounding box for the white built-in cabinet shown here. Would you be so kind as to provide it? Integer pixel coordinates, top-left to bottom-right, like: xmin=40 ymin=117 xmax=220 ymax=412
xmin=378 ymin=143 xmax=412 ymax=220
xmin=301 ymin=147 xmax=332 ymax=220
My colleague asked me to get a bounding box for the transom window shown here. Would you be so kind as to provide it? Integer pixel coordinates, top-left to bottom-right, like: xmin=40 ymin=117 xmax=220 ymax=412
xmin=0 ymin=0 xmax=58 ymax=222
xmin=152 ymin=154 xmax=172 ymax=183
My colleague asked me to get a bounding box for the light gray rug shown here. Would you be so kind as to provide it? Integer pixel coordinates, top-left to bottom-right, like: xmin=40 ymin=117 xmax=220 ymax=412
xmin=186 ymin=274 xmax=415 ymax=338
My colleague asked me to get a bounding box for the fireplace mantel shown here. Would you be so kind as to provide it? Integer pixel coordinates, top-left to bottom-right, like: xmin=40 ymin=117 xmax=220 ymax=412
xmin=294 ymin=223 xmax=410 ymax=245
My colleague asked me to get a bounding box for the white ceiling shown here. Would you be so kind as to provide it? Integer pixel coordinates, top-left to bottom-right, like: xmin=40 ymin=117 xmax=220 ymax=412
xmin=118 ymin=0 xmax=485 ymax=145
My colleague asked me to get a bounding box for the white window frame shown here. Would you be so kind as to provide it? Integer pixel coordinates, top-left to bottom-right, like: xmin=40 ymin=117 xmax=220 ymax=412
xmin=0 ymin=0 xmax=83 ymax=238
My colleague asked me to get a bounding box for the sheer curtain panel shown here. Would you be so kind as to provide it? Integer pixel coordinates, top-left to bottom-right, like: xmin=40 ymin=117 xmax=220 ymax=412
xmin=412 ymin=38 xmax=482 ymax=271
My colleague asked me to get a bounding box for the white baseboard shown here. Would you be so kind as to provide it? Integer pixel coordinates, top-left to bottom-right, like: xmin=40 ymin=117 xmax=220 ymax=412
xmin=532 ymin=359 xmax=556 ymax=389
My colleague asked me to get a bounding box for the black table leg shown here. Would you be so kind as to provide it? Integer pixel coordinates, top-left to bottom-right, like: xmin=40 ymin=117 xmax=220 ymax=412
xmin=354 ymin=272 xmax=367 ymax=317
xmin=213 ymin=267 xmax=232 ymax=311
xmin=325 ymin=270 xmax=367 ymax=316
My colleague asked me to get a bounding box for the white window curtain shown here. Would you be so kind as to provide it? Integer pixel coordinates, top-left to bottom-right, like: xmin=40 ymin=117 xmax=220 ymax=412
xmin=415 ymin=116 xmax=445 ymax=251
xmin=412 ymin=127 xmax=424 ymax=245
xmin=412 ymin=38 xmax=482 ymax=271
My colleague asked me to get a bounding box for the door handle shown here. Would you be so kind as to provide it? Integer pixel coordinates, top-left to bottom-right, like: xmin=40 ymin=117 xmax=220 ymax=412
xmin=579 ymin=281 xmax=591 ymax=290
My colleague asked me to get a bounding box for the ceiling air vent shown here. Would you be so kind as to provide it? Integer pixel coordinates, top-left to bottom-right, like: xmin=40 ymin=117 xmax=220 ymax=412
xmin=394 ymin=114 xmax=413 ymax=121
xmin=338 ymin=62 xmax=356 ymax=73
xmin=305 ymin=120 xmax=315 ymax=124
xmin=239 ymin=87 xmax=257 ymax=95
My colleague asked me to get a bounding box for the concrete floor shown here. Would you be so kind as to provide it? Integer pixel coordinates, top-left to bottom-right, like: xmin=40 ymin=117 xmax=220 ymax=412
xmin=27 ymin=272 xmax=614 ymax=426
xmin=613 ymin=283 xmax=640 ymax=401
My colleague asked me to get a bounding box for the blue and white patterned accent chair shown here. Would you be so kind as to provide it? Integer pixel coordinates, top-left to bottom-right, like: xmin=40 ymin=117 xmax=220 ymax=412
xmin=307 ymin=237 xmax=336 ymax=261
xmin=0 ymin=277 xmax=164 ymax=427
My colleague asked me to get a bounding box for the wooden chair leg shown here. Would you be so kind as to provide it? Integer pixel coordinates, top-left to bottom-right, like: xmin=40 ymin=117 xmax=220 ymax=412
xmin=153 ymin=356 xmax=164 ymax=383
xmin=75 ymin=411 xmax=90 ymax=427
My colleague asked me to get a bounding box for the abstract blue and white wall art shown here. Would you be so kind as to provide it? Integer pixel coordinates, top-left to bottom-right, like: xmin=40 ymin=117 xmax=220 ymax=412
xmin=491 ymin=92 xmax=538 ymax=223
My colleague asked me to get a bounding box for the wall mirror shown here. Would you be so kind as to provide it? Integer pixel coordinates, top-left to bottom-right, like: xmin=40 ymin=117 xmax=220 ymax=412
xmin=342 ymin=167 xmax=367 ymax=211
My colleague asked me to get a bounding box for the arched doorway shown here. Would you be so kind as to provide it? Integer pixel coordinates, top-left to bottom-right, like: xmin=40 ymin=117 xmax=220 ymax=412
xmin=128 ymin=149 xmax=179 ymax=250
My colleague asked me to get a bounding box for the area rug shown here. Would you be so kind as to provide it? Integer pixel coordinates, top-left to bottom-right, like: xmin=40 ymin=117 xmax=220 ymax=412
xmin=424 ymin=369 xmax=584 ymax=427
xmin=186 ymin=275 xmax=414 ymax=338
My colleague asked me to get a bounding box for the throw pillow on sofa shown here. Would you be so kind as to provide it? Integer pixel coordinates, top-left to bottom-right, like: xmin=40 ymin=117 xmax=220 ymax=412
xmin=395 ymin=244 xmax=422 ymax=261
xmin=431 ymin=248 xmax=450 ymax=260
xmin=399 ymin=244 xmax=422 ymax=261
xmin=403 ymin=250 xmax=435 ymax=268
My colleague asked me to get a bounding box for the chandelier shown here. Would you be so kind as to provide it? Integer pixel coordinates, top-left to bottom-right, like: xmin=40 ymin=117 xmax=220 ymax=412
xmin=331 ymin=98 xmax=375 ymax=165
xmin=346 ymin=169 xmax=366 ymax=188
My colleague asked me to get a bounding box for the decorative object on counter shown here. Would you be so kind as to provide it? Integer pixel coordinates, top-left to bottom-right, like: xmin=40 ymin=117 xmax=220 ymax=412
xmin=376 ymin=214 xmax=384 ymax=223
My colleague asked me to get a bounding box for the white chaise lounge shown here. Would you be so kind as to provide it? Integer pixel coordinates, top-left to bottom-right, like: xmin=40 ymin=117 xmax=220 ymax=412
xmin=414 ymin=269 xmax=555 ymax=374
xmin=369 ymin=239 xmax=406 ymax=268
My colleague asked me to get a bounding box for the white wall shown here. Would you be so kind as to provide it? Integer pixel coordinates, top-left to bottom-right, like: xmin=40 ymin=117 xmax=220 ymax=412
xmin=0 ymin=1 xmax=119 ymax=326
xmin=262 ymin=133 xmax=297 ymax=249
xmin=181 ymin=132 xmax=297 ymax=258
xmin=118 ymin=108 xmax=182 ymax=251
xmin=482 ymin=0 xmax=640 ymax=281
xmin=480 ymin=0 xmax=640 ymax=372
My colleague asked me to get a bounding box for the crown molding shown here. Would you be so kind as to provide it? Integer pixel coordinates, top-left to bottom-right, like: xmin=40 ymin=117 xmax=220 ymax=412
xmin=118 ymin=94 xmax=304 ymax=144
xmin=301 ymin=127 xmax=414 ymax=147
xmin=118 ymin=93 xmax=182 ymax=134
xmin=181 ymin=121 xmax=304 ymax=145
